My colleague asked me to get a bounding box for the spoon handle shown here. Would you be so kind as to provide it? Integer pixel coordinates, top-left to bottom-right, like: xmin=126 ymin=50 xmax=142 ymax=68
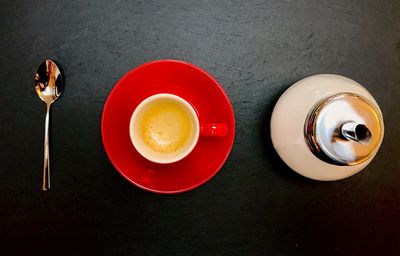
xmin=42 ymin=104 xmax=51 ymax=191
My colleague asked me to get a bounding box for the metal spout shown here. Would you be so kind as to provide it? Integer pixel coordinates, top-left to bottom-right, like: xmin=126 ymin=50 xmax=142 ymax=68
xmin=341 ymin=122 xmax=372 ymax=145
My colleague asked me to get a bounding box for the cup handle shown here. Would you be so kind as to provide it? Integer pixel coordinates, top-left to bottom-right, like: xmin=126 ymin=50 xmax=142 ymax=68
xmin=200 ymin=123 xmax=228 ymax=137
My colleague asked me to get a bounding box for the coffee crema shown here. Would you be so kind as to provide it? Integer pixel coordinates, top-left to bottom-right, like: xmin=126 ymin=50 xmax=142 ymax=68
xmin=139 ymin=101 xmax=194 ymax=153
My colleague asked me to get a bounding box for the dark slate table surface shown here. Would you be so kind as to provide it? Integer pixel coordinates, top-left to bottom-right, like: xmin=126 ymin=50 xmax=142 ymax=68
xmin=1 ymin=0 xmax=399 ymax=255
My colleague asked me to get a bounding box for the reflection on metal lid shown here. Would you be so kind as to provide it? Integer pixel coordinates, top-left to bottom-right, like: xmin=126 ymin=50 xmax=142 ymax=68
xmin=304 ymin=93 xmax=383 ymax=166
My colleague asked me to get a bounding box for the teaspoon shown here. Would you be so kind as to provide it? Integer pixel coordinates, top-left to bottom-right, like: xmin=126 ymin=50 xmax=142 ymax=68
xmin=35 ymin=59 xmax=63 ymax=190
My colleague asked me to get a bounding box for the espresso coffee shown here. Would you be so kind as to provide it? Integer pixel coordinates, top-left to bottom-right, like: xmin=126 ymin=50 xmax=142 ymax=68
xmin=139 ymin=100 xmax=194 ymax=153
xmin=130 ymin=93 xmax=200 ymax=164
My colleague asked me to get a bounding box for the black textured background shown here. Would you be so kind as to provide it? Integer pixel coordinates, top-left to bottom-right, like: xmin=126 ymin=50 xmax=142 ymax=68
xmin=1 ymin=0 xmax=400 ymax=255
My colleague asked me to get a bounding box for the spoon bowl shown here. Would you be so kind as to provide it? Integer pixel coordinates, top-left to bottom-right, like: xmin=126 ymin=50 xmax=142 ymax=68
xmin=35 ymin=60 xmax=63 ymax=104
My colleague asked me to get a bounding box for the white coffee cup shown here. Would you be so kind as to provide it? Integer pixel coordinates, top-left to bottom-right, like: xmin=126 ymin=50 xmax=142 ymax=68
xmin=129 ymin=93 xmax=200 ymax=164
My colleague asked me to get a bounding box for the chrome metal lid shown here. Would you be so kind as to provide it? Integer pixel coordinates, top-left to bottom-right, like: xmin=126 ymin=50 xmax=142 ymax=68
xmin=304 ymin=93 xmax=383 ymax=166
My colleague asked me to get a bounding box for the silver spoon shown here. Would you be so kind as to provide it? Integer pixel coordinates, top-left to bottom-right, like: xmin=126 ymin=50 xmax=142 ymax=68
xmin=35 ymin=60 xmax=63 ymax=190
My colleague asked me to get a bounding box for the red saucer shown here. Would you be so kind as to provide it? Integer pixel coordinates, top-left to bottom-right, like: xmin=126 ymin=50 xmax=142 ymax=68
xmin=101 ymin=60 xmax=235 ymax=194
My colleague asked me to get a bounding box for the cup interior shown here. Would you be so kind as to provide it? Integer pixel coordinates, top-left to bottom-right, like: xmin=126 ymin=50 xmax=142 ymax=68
xmin=129 ymin=93 xmax=200 ymax=164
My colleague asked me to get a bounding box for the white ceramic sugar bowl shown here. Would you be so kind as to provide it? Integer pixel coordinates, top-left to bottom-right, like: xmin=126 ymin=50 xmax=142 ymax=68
xmin=270 ymin=74 xmax=384 ymax=181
